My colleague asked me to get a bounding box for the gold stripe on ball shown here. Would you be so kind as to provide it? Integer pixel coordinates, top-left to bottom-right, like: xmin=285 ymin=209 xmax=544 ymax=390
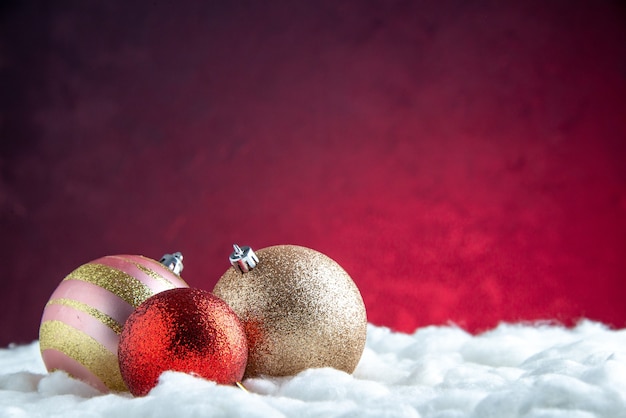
xmin=131 ymin=260 xmax=177 ymax=288
xmin=39 ymin=320 xmax=128 ymax=392
xmin=46 ymin=298 xmax=123 ymax=334
xmin=64 ymin=263 xmax=153 ymax=307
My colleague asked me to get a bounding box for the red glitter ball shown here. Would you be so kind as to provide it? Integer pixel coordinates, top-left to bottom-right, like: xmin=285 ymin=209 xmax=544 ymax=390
xmin=118 ymin=288 xmax=248 ymax=396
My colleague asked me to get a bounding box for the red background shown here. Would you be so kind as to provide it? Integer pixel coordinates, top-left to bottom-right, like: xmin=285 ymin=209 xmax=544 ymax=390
xmin=1 ymin=0 xmax=625 ymax=347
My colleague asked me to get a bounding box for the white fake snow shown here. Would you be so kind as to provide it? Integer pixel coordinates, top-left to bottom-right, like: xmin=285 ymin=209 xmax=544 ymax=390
xmin=2 ymin=321 xmax=626 ymax=417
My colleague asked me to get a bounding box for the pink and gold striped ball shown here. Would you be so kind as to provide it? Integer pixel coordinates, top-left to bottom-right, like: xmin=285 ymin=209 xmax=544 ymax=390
xmin=39 ymin=254 xmax=189 ymax=392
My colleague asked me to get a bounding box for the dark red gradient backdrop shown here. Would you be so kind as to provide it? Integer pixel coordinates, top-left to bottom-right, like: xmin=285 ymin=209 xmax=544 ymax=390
xmin=1 ymin=1 xmax=625 ymax=346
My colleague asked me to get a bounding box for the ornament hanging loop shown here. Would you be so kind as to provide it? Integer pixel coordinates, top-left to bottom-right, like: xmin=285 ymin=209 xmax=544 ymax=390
xmin=230 ymin=244 xmax=259 ymax=273
xmin=160 ymin=252 xmax=184 ymax=275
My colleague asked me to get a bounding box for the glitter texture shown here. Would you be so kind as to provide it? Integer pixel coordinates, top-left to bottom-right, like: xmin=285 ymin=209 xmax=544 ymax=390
xmin=133 ymin=263 xmax=176 ymax=287
xmin=213 ymin=245 xmax=367 ymax=377
xmin=118 ymin=288 xmax=248 ymax=397
xmin=45 ymin=298 xmax=124 ymax=334
xmin=64 ymin=263 xmax=154 ymax=308
xmin=39 ymin=320 xmax=127 ymax=391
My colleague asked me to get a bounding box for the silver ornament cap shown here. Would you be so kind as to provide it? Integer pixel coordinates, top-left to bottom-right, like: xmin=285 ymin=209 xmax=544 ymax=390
xmin=229 ymin=244 xmax=259 ymax=273
xmin=160 ymin=252 xmax=184 ymax=275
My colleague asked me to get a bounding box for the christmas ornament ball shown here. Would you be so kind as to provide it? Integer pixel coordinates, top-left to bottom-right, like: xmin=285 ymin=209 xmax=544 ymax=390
xmin=39 ymin=253 xmax=188 ymax=392
xmin=213 ymin=244 xmax=367 ymax=377
xmin=118 ymin=288 xmax=248 ymax=396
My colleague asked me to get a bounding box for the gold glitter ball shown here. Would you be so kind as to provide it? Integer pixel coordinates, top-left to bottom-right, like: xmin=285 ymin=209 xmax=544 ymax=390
xmin=213 ymin=245 xmax=367 ymax=377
